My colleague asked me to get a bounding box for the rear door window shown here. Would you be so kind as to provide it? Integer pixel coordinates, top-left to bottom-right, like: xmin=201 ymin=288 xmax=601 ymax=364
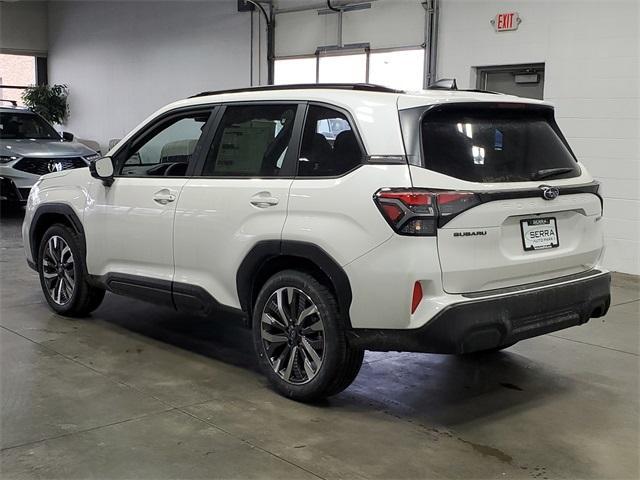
xmin=420 ymin=106 xmax=580 ymax=182
xmin=297 ymin=105 xmax=363 ymax=177
xmin=202 ymin=104 xmax=297 ymax=177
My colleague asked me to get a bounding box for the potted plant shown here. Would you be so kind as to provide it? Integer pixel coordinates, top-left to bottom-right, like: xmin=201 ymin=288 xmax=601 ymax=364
xmin=21 ymin=84 xmax=70 ymax=125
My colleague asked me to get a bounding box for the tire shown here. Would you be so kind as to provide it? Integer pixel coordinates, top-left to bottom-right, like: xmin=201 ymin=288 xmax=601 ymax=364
xmin=37 ymin=224 xmax=105 ymax=317
xmin=252 ymin=270 xmax=364 ymax=402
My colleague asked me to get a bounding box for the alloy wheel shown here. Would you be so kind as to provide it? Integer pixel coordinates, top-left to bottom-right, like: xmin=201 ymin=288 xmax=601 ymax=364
xmin=42 ymin=235 xmax=75 ymax=305
xmin=260 ymin=287 xmax=325 ymax=385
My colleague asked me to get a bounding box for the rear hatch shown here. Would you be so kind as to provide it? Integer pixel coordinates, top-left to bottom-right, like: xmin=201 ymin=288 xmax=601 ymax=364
xmin=401 ymin=101 xmax=604 ymax=294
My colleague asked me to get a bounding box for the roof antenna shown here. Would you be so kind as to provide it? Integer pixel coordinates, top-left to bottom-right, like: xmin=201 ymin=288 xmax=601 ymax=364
xmin=427 ymin=78 xmax=457 ymax=90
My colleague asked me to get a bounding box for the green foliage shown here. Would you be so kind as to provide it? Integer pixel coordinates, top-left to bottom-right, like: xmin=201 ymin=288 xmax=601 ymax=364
xmin=21 ymin=84 xmax=70 ymax=125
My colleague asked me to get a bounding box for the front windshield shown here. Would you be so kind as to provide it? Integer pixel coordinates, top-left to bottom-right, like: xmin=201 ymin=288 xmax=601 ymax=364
xmin=0 ymin=112 xmax=61 ymax=140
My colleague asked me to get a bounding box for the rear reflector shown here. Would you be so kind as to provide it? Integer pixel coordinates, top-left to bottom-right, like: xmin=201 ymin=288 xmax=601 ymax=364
xmin=411 ymin=282 xmax=423 ymax=314
xmin=374 ymin=188 xmax=480 ymax=236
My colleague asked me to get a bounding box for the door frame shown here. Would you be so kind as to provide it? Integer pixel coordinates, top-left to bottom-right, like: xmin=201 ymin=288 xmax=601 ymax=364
xmin=475 ymin=63 xmax=545 ymax=94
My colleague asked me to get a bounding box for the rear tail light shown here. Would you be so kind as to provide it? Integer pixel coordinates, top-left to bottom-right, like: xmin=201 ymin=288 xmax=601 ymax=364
xmin=436 ymin=192 xmax=481 ymax=223
xmin=374 ymin=188 xmax=480 ymax=236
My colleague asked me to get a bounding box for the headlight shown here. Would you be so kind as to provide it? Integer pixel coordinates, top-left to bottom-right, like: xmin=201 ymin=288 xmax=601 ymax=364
xmin=0 ymin=155 xmax=20 ymax=164
xmin=84 ymin=153 xmax=101 ymax=162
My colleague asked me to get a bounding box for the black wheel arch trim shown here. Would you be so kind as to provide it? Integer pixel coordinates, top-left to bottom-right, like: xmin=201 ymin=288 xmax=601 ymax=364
xmin=236 ymin=240 xmax=281 ymax=316
xmin=29 ymin=203 xmax=86 ymax=266
xmin=237 ymin=240 xmax=353 ymax=328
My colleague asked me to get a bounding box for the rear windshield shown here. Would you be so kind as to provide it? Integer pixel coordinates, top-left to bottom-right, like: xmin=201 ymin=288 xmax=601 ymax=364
xmin=420 ymin=106 xmax=580 ymax=182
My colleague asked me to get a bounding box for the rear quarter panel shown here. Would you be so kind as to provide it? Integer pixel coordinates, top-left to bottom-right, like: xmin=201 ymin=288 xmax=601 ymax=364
xmin=283 ymin=165 xmax=412 ymax=267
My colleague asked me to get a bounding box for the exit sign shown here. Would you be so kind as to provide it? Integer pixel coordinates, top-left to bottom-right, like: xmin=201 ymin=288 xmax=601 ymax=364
xmin=492 ymin=12 xmax=521 ymax=32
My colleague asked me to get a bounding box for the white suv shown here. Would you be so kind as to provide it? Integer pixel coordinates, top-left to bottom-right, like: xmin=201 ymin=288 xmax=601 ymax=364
xmin=22 ymin=84 xmax=611 ymax=401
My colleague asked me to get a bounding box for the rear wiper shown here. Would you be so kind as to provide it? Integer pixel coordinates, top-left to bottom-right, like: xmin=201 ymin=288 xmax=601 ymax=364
xmin=532 ymin=167 xmax=575 ymax=180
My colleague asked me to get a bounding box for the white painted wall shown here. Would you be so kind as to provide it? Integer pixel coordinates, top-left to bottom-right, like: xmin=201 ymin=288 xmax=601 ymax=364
xmin=437 ymin=0 xmax=640 ymax=275
xmin=23 ymin=0 xmax=640 ymax=274
xmin=47 ymin=0 xmax=257 ymax=150
xmin=0 ymin=1 xmax=48 ymax=55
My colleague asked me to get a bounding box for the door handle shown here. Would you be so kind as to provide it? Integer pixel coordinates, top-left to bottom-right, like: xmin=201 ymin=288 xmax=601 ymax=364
xmin=250 ymin=192 xmax=279 ymax=208
xmin=153 ymin=189 xmax=177 ymax=205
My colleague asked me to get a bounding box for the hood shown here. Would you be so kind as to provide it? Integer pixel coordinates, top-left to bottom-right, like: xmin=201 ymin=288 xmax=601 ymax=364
xmin=1 ymin=139 xmax=97 ymax=158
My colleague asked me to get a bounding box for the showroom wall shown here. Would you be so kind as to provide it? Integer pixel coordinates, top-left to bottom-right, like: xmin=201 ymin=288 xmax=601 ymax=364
xmin=47 ymin=0 xmax=256 ymax=150
xmin=437 ymin=0 xmax=639 ymax=274
xmin=0 ymin=1 xmax=48 ymax=55
xmin=31 ymin=0 xmax=640 ymax=275
xmin=275 ymin=1 xmax=426 ymax=56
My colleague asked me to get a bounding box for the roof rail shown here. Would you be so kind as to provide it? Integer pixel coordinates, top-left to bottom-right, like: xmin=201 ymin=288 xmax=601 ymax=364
xmin=189 ymin=83 xmax=404 ymax=98
xmin=0 ymin=99 xmax=18 ymax=107
xmin=459 ymin=88 xmax=500 ymax=95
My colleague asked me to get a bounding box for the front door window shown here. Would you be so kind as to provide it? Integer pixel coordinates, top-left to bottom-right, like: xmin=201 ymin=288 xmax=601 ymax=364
xmin=119 ymin=112 xmax=211 ymax=177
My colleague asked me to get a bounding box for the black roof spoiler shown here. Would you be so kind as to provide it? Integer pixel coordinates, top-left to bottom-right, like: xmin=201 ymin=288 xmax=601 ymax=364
xmin=427 ymin=78 xmax=458 ymax=90
xmin=189 ymin=83 xmax=403 ymax=99
xmin=0 ymin=99 xmax=18 ymax=107
xmin=427 ymin=78 xmax=500 ymax=95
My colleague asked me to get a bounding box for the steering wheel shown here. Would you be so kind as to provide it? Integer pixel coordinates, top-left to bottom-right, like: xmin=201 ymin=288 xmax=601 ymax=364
xmin=164 ymin=162 xmax=188 ymax=176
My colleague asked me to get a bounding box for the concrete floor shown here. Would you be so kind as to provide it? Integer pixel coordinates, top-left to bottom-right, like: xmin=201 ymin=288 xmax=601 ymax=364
xmin=0 ymin=205 xmax=638 ymax=480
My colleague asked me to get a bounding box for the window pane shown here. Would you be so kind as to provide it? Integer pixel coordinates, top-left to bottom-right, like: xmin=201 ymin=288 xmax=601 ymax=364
xmin=420 ymin=107 xmax=580 ymax=183
xmin=203 ymin=104 xmax=296 ymax=177
xmin=318 ymin=54 xmax=366 ymax=83
xmin=120 ymin=113 xmax=210 ymax=177
xmin=298 ymin=105 xmax=362 ymax=177
xmin=369 ymin=49 xmax=424 ymax=91
xmin=0 ymin=54 xmax=36 ymax=106
xmin=275 ymin=58 xmax=316 ymax=85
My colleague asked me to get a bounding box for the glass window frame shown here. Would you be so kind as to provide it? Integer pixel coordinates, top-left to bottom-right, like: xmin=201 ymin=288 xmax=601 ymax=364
xmin=273 ymin=57 xmax=317 ymax=85
xmin=368 ymin=48 xmax=425 ymax=91
xmin=274 ymin=46 xmax=426 ymax=90
xmin=191 ymin=101 xmax=306 ymax=179
xmin=112 ymin=106 xmax=217 ymax=178
xmin=318 ymin=52 xmax=368 ymax=84
xmin=0 ymin=54 xmax=43 ymax=107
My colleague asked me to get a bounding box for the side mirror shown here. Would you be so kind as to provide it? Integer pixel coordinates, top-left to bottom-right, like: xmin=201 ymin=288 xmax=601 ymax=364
xmin=62 ymin=131 xmax=74 ymax=142
xmin=89 ymin=156 xmax=115 ymax=186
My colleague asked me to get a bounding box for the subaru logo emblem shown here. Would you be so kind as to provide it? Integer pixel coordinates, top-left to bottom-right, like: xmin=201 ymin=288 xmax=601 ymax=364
xmin=47 ymin=161 xmax=63 ymax=173
xmin=540 ymin=185 xmax=560 ymax=200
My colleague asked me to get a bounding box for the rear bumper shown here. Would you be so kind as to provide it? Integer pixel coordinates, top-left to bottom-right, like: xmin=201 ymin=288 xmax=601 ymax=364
xmin=348 ymin=271 xmax=611 ymax=354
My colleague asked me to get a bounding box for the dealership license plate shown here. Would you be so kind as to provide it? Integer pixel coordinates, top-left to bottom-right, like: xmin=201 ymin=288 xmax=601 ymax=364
xmin=520 ymin=217 xmax=559 ymax=251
